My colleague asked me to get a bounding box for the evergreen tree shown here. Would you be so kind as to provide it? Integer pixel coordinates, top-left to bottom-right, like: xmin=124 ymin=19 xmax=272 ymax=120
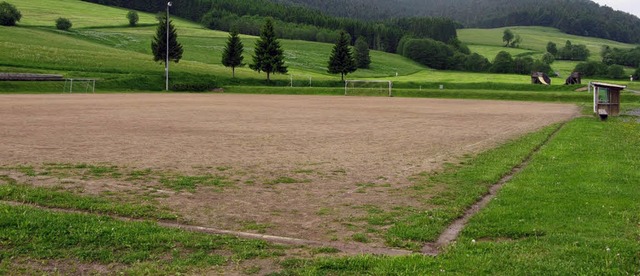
xmin=354 ymin=36 xmax=371 ymax=69
xmin=222 ymin=30 xmax=245 ymax=78
xmin=151 ymin=14 xmax=184 ymax=65
xmin=328 ymin=31 xmax=356 ymax=81
xmin=250 ymin=19 xmax=287 ymax=81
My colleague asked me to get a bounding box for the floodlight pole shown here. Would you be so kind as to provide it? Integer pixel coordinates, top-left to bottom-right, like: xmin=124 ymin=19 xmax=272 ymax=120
xmin=165 ymin=1 xmax=172 ymax=91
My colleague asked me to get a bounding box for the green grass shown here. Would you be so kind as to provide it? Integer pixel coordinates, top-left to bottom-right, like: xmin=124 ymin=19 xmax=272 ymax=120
xmin=459 ymin=26 xmax=636 ymax=61
xmin=275 ymin=116 xmax=640 ymax=275
xmin=4 ymin=0 xmax=637 ymax=93
xmin=0 ymin=203 xmax=283 ymax=275
xmin=159 ymin=174 xmax=232 ymax=192
xmin=0 ymin=175 xmax=177 ymax=220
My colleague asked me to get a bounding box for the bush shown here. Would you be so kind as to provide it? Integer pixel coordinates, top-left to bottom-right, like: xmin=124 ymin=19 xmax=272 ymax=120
xmin=633 ymin=68 xmax=640 ymax=81
xmin=170 ymin=82 xmax=219 ymax=92
xmin=55 ymin=17 xmax=72 ymax=30
xmin=574 ymin=61 xmax=608 ymax=77
xmin=0 ymin=1 xmax=21 ymax=26
xmin=491 ymin=51 xmax=514 ymax=73
xmin=463 ymin=53 xmax=491 ymax=72
xmin=607 ymin=65 xmax=626 ymax=79
xmin=402 ymin=38 xmax=455 ymax=70
xmin=126 ymin=10 xmax=139 ymax=27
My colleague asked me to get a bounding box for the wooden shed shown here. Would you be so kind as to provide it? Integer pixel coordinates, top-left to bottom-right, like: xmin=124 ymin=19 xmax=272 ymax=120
xmin=590 ymin=82 xmax=626 ymax=119
xmin=531 ymin=72 xmax=551 ymax=85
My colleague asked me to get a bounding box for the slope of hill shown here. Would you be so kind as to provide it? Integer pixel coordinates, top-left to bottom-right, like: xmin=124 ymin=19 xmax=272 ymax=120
xmin=1 ymin=0 xmax=426 ymax=91
xmin=275 ymin=0 xmax=640 ymax=44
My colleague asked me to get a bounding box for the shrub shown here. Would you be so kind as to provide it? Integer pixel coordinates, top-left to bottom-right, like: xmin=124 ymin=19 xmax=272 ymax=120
xmin=126 ymin=10 xmax=138 ymax=27
xmin=574 ymin=61 xmax=608 ymax=77
xmin=170 ymin=82 xmax=219 ymax=92
xmin=607 ymin=65 xmax=626 ymax=79
xmin=55 ymin=17 xmax=72 ymax=30
xmin=0 ymin=1 xmax=21 ymax=26
xmin=633 ymin=68 xmax=640 ymax=81
xmin=490 ymin=51 xmax=514 ymax=73
xmin=402 ymin=38 xmax=455 ymax=70
xmin=463 ymin=53 xmax=491 ymax=72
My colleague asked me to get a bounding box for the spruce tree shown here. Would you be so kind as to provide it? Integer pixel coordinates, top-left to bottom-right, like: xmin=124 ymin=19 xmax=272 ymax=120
xmin=354 ymin=36 xmax=371 ymax=69
xmin=328 ymin=31 xmax=356 ymax=81
xmin=250 ymin=20 xmax=287 ymax=81
xmin=222 ymin=30 xmax=244 ymax=78
xmin=151 ymin=14 xmax=183 ymax=65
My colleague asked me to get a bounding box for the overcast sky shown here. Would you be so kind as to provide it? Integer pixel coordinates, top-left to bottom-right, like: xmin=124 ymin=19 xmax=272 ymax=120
xmin=591 ymin=0 xmax=640 ymax=18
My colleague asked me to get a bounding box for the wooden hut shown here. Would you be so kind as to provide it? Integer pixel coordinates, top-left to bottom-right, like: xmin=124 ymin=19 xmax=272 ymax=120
xmin=591 ymin=82 xmax=626 ymax=120
xmin=565 ymin=72 xmax=581 ymax=85
xmin=531 ymin=72 xmax=551 ymax=85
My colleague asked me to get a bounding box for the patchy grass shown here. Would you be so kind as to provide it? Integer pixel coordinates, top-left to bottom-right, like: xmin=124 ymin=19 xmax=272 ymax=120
xmin=275 ymin=116 xmax=640 ymax=274
xmin=264 ymin=176 xmax=308 ymax=185
xmin=0 ymin=203 xmax=284 ymax=275
xmin=159 ymin=174 xmax=232 ymax=192
xmin=0 ymin=176 xmax=177 ymax=220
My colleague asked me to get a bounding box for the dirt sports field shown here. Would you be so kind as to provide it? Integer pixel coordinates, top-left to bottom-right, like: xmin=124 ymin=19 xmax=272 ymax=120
xmin=0 ymin=94 xmax=579 ymax=246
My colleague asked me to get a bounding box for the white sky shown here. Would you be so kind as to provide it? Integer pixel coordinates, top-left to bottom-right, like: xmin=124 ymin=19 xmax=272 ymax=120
xmin=591 ymin=0 xmax=640 ymax=18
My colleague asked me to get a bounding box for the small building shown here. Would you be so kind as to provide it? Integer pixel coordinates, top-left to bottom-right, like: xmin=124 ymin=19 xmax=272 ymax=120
xmin=590 ymin=82 xmax=626 ymax=119
xmin=531 ymin=72 xmax=551 ymax=85
xmin=565 ymin=72 xmax=581 ymax=85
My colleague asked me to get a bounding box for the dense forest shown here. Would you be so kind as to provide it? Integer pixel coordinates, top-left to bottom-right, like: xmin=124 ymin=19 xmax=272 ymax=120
xmin=276 ymin=0 xmax=640 ymax=44
xmin=81 ymin=0 xmax=457 ymax=54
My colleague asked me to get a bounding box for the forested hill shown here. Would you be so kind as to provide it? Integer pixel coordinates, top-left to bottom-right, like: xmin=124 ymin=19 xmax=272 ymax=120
xmin=274 ymin=0 xmax=640 ymax=44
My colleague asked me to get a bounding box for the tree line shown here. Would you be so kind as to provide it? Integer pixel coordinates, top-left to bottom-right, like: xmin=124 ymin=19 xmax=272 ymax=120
xmin=81 ymin=0 xmax=457 ymax=54
xmin=275 ymin=0 xmax=640 ymax=44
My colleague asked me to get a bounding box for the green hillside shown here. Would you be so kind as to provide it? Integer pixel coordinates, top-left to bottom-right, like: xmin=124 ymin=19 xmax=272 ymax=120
xmin=1 ymin=0 xmax=638 ymax=93
xmin=1 ymin=0 xmax=424 ymax=91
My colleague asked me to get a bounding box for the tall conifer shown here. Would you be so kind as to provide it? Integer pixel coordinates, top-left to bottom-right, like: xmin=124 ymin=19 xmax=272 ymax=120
xmin=222 ymin=30 xmax=244 ymax=78
xmin=354 ymin=36 xmax=371 ymax=69
xmin=151 ymin=15 xmax=183 ymax=65
xmin=328 ymin=31 xmax=356 ymax=81
xmin=250 ymin=20 xmax=287 ymax=81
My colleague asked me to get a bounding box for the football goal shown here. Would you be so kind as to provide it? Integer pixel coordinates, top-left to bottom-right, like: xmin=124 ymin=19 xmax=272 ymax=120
xmin=289 ymin=74 xmax=312 ymax=87
xmin=344 ymin=80 xmax=393 ymax=97
xmin=63 ymin=78 xmax=96 ymax=93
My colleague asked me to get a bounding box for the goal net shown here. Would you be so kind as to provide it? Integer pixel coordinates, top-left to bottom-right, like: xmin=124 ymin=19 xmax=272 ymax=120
xmin=63 ymin=79 xmax=96 ymax=93
xmin=289 ymin=74 xmax=312 ymax=87
xmin=344 ymin=80 xmax=392 ymax=97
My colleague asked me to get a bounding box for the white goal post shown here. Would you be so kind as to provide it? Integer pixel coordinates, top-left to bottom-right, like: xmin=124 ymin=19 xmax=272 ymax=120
xmin=344 ymin=80 xmax=393 ymax=97
xmin=63 ymin=78 xmax=96 ymax=93
xmin=289 ymin=74 xmax=312 ymax=87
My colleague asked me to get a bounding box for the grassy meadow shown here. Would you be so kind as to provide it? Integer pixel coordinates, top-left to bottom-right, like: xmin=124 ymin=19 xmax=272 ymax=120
xmin=1 ymin=0 xmax=637 ymax=93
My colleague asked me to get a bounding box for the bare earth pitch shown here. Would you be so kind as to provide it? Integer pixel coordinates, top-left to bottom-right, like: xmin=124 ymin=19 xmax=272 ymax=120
xmin=0 ymin=94 xmax=579 ymax=246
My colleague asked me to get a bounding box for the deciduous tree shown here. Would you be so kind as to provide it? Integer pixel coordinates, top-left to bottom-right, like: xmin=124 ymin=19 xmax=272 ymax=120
xmin=127 ymin=10 xmax=139 ymax=27
xmin=502 ymin=29 xmax=514 ymax=47
xmin=0 ymin=1 xmax=21 ymax=26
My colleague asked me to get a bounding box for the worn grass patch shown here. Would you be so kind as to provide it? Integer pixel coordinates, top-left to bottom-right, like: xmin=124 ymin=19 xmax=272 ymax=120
xmin=275 ymin=116 xmax=640 ymax=274
xmin=0 ymin=204 xmax=284 ymax=275
xmin=0 ymin=176 xmax=177 ymax=220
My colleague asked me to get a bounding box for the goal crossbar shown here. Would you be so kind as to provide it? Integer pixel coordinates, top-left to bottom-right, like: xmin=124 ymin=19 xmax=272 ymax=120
xmin=344 ymin=80 xmax=393 ymax=97
xmin=63 ymin=78 xmax=96 ymax=93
